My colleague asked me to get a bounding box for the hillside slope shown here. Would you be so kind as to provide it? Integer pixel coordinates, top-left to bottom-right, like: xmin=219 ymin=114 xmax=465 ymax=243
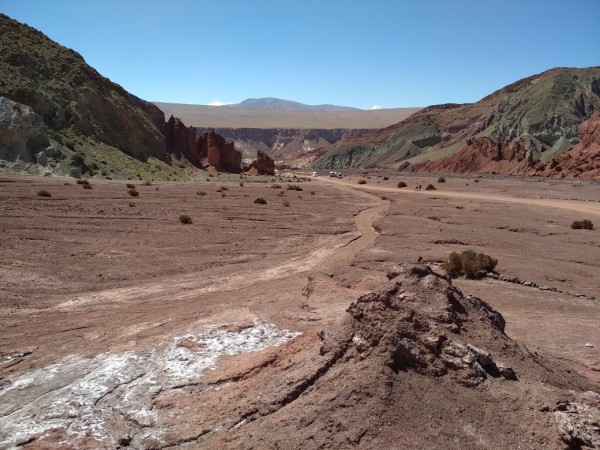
xmin=313 ymin=67 xmax=600 ymax=176
xmin=0 ymin=14 xmax=177 ymax=179
xmin=234 ymin=97 xmax=360 ymax=111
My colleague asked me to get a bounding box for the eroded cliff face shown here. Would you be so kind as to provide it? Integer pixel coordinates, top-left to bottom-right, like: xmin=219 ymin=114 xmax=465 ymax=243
xmin=163 ymin=117 xmax=242 ymax=172
xmin=195 ymin=127 xmax=372 ymax=165
xmin=529 ymin=113 xmax=600 ymax=179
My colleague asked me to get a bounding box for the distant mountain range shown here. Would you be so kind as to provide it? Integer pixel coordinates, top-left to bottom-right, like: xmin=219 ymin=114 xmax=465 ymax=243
xmin=230 ymin=97 xmax=361 ymax=111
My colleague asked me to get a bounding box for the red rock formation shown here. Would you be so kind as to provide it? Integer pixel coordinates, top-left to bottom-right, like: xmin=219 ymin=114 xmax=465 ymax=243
xmin=414 ymin=136 xmax=535 ymax=174
xmin=163 ymin=119 xmax=242 ymax=173
xmin=245 ymin=151 xmax=275 ymax=175
xmin=528 ymin=113 xmax=600 ymax=179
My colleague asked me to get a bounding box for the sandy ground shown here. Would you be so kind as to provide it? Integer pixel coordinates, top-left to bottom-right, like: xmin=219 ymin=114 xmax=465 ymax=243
xmin=0 ymin=173 xmax=599 ymax=447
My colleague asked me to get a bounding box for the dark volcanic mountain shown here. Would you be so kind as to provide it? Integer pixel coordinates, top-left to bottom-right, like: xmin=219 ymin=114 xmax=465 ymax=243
xmin=234 ymin=97 xmax=360 ymax=111
xmin=313 ymin=67 xmax=600 ymax=178
xmin=0 ymin=13 xmax=172 ymax=178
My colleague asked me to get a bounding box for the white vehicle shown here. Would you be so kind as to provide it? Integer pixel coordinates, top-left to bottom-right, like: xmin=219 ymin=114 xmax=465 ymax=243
xmin=336 ymin=172 xmax=343 ymax=178
xmin=312 ymin=171 xmax=318 ymax=177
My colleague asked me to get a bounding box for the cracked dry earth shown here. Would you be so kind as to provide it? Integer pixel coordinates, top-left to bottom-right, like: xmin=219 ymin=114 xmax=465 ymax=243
xmin=1 ymin=174 xmax=600 ymax=449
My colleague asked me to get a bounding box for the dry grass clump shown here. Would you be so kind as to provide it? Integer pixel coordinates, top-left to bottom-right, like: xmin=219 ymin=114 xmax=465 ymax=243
xmin=287 ymin=184 xmax=303 ymax=191
xmin=397 ymin=181 xmax=407 ymax=188
xmin=128 ymin=201 xmax=136 ymax=207
xmin=76 ymin=179 xmax=90 ymax=186
xmin=254 ymin=197 xmax=267 ymax=204
xmin=126 ymin=183 xmax=136 ymax=189
xmin=571 ymin=219 xmax=594 ymax=230
xmin=37 ymin=190 xmax=52 ymax=197
xmin=127 ymin=189 xmax=139 ymax=197
xmin=357 ymin=179 xmax=367 ymax=185
xmin=142 ymin=180 xmax=152 ymax=186
xmin=437 ymin=176 xmax=446 ymax=183
xmin=282 ymin=200 xmax=290 ymax=207
xmin=425 ymin=184 xmax=436 ymax=191
xmin=442 ymin=250 xmax=498 ymax=279
xmin=271 ymin=184 xmax=282 ymax=189
xmin=196 ymin=190 xmax=207 ymax=196
xmin=179 ymin=214 xmax=193 ymax=224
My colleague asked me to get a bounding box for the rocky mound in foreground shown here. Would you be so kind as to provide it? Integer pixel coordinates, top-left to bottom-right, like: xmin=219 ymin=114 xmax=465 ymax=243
xmin=152 ymin=266 xmax=599 ymax=449
xmin=9 ymin=266 xmax=598 ymax=449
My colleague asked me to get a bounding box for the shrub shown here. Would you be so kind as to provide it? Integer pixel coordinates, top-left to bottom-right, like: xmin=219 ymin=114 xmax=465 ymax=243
xmin=380 ymin=195 xmax=388 ymax=200
xmin=179 ymin=214 xmax=192 ymax=224
xmin=128 ymin=201 xmax=136 ymax=207
xmin=287 ymin=184 xmax=303 ymax=191
xmin=127 ymin=189 xmax=139 ymax=197
xmin=37 ymin=190 xmax=52 ymax=197
xmin=397 ymin=181 xmax=407 ymax=188
xmin=197 ymin=190 xmax=207 ymax=196
xmin=254 ymin=197 xmax=267 ymax=204
xmin=71 ymin=152 xmax=85 ymax=165
xmin=239 ymin=182 xmax=244 ymax=186
xmin=310 ymin=191 xmax=315 ymax=195
xmin=82 ymin=184 xmax=92 ymax=189
xmin=425 ymin=184 xmax=436 ymax=191
xmin=126 ymin=183 xmax=136 ymax=189
xmin=76 ymin=179 xmax=90 ymax=186
xmin=357 ymin=179 xmax=367 ymax=185
xmin=221 ymin=192 xmax=226 ymax=197
xmin=282 ymin=200 xmax=290 ymax=207
xmin=383 ymin=176 xmax=389 ymax=180
xmin=143 ymin=180 xmax=152 ymax=186
xmin=571 ymin=220 xmax=594 ymax=230
xmin=442 ymin=250 xmax=498 ymax=279
xmin=271 ymin=184 xmax=282 ymax=189
xmin=437 ymin=176 xmax=446 ymax=183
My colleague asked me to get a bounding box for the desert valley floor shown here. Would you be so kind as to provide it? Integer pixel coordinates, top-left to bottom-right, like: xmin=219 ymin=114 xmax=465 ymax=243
xmin=0 ymin=173 xmax=599 ymax=449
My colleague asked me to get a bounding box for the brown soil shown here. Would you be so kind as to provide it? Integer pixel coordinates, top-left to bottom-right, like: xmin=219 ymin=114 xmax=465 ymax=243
xmin=0 ymin=174 xmax=599 ymax=448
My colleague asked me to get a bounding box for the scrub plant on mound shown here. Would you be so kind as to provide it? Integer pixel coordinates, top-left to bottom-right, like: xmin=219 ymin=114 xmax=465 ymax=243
xmin=442 ymin=250 xmax=498 ymax=279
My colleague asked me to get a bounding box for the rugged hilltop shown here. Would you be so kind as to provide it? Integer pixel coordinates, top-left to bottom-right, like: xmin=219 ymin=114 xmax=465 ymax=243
xmin=0 ymin=14 xmax=252 ymax=179
xmin=0 ymin=14 xmax=170 ymax=175
xmin=312 ymin=67 xmax=600 ymax=177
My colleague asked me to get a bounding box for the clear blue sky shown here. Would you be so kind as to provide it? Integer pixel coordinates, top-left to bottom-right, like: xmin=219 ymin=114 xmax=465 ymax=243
xmin=2 ymin=0 xmax=599 ymax=109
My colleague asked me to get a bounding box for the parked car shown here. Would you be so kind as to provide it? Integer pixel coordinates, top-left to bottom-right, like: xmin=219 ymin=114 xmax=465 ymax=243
xmin=312 ymin=171 xmax=318 ymax=177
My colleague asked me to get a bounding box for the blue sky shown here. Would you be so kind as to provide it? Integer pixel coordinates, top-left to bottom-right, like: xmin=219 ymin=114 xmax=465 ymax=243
xmin=2 ymin=0 xmax=599 ymax=109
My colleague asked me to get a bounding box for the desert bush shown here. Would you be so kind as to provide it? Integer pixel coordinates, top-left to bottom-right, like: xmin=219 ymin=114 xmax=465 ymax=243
xmin=197 ymin=190 xmax=207 ymax=196
xmin=271 ymin=184 xmax=282 ymax=189
xmin=442 ymin=250 xmax=498 ymax=279
xmin=437 ymin=176 xmax=446 ymax=183
xmin=126 ymin=183 xmax=136 ymax=189
xmin=474 ymin=179 xmax=480 ymax=183
xmin=425 ymin=184 xmax=436 ymax=191
xmin=127 ymin=189 xmax=139 ymax=197
xmin=239 ymin=182 xmax=244 ymax=186
xmin=357 ymin=179 xmax=367 ymax=185
xmin=71 ymin=152 xmax=85 ymax=165
xmin=221 ymin=192 xmax=226 ymax=198
xmin=310 ymin=191 xmax=315 ymax=195
xmin=397 ymin=181 xmax=407 ymax=188
xmin=380 ymin=195 xmax=388 ymax=200
xmin=76 ymin=179 xmax=90 ymax=186
xmin=82 ymin=184 xmax=92 ymax=189
xmin=282 ymin=199 xmax=290 ymax=207
xmin=179 ymin=214 xmax=192 ymax=224
xmin=37 ymin=190 xmax=52 ymax=197
xmin=128 ymin=201 xmax=136 ymax=207
xmin=571 ymin=220 xmax=594 ymax=230
xmin=143 ymin=180 xmax=152 ymax=186
xmin=287 ymin=184 xmax=303 ymax=191
xmin=254 ymin=197 xmax=267 ymax=204
xmin=383 ymin=176 xmax=389 ymax=180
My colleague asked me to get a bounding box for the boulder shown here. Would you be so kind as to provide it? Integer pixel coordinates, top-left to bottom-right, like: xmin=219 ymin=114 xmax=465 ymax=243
xmin=0 ymin=96 xmax=49 ymax=162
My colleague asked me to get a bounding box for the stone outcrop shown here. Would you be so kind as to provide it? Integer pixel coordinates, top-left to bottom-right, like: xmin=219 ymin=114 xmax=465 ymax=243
xmin=164 ymin=118 xmax=242 ymax=172
xmin=528 ymin=113 xmax=600 ymax=179
xmin=0 ymin=96 xmax=49 ymax=162
xmin=245 ymin=151 xmax=275 ymax=175
xmin=413 ymin=136 xmax=536 ymax=174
